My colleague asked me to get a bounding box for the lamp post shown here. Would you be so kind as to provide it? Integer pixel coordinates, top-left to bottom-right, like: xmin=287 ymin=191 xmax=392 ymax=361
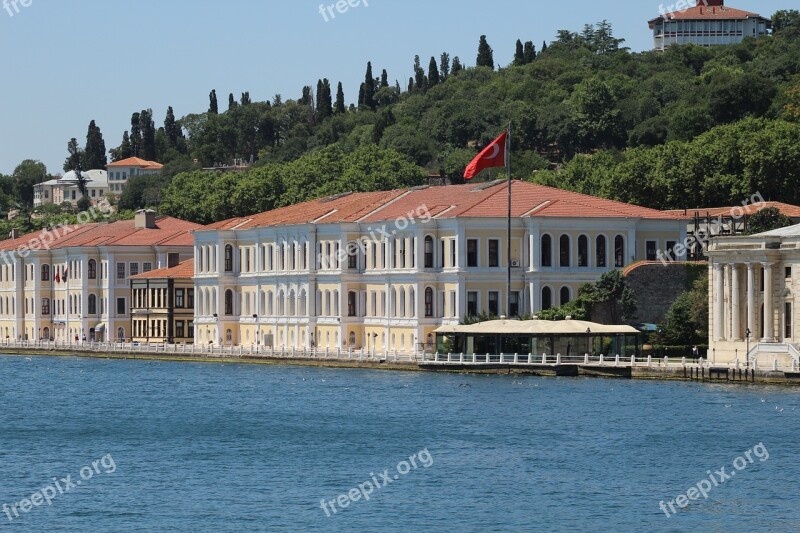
xmin=745 ymin=328 xmax=751 ymax=368
xmin=253 ymin=314 xmax=259 ymax=349
xmin=586 ymin=327 xmax=592 ymax=356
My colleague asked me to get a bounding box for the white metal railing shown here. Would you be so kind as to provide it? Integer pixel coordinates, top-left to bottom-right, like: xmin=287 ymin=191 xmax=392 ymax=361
xmin=747 ymin=343 xmax=800 ymax=371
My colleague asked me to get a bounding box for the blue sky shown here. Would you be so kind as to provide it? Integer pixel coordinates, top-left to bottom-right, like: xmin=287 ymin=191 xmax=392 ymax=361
xmin=0 ymin=0 xmax=788 ymax=175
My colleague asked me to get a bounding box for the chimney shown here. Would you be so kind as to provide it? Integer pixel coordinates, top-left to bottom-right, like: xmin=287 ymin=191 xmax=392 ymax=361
xmin=698 ymin=0 xmax=724 ymax=6
xmin=134 ymin=209 xmax=157 ymax=229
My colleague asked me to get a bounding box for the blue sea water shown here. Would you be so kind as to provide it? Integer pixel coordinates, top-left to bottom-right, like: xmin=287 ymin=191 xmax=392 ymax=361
xmin=0 ymin=355 xmax=799 ymax=532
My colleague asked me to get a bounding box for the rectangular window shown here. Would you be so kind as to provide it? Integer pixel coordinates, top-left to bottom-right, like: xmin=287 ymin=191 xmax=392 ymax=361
xmin=786 ymin=303 xmax=793 ymax=339
xmin=467 ymin=291 xmax=478 ymax=316
xmin=488 ymin=291 xmax=499 ymax=316
xmin=117 ymin=298 xmax=126 ymax=315
xmin=42 ymin=298 xmax=50 ymax=315
xmin=786 ymin=267 xmax=792 ymax=279
xmin=646 ymin=241 xmax=658 ymax=262
xmin=129 ymin=263 xmax=139 ymax=277
xmin=143 ymin=262 xmax=152 ymax=273
xmin=348 ymin=292 xmax=357 ymax=317
xmin=116 ymin=262 xmax=126 ymax=279
xmin=176 ymin=321 xmax=185 ymax=339
xmin=510 ymin=292 xmax=519 ymax=317
xmin=667 ymin=241 xmax=677 ymax=261
xmin=175 ymin=289 xmax=185 ymax=308
xmin=467 ymin=239 xmax=478 ymax=267
xmin=188 ymin=321 xmax=194 ymax=338
xmin=187 ymin=289 xmax=194 ymax=309
xmin=168 ymin=253 xmax=180 ymax=268
xmin=488 ymin=240 xmax=500 ymax=268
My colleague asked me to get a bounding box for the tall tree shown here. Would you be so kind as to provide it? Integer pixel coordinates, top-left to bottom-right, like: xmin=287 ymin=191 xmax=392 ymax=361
xmin=440 ymin=52 xmax=451 ymax=81
xmin=514 ymin=39 xmax=525 ymax=66
xmin=83 ymin=120 xmax=107 ymax=170
xmin=63 ymin=138 xmax=83 ymax=173
xmin=476 ymin=35 xmax=494 ymax=69
xmin=164 ymin=106 xmax=180 ymax=148
xmin=428 ymin=57 xmax=440 ymax=87
xmin=335 ymin=82 xmax=346 ymax=114
xmin=451 ymin=56 xmax=463 ymax=76
xmin=413 ymin=55 xmax=427 ymax=92
xmin=241 ymin=91 xmax=251 ymax=105
xmin=523 ymin=41 xmax=536 ymax=64
xmin=363 ymin=62 xmax=376 ymax=110
xmin=130 ymin=112 xmax=142 ymax=157
xmin=209 ymin=89 xmax=219 ymax=114
xmin=316 ymin=79 xmax=333 ymax=119
xmin=380 ymin=69 xmax=389 ymax=88
xmin=228 ymin=93 xmax=238 ymax=111
xmin=140 ymin=109 xmax=157 ymax=161
xmin=12 ymin=160 xmax=48 ymax=207
xmin=112 ymin=131 xmax=132 ymax=161
xmin=300 ymin=86 xmax=313 ymax=106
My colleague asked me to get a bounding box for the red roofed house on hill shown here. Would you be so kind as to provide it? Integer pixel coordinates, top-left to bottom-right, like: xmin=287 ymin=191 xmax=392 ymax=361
xmin=192 ymin=180 xmax=688 ymax=352
xmin=0 ymin=210 xmax=201 ymax=343
xmin=106 ymin=157 xmax=164 ymax=195
xmin=649 ymin=0 xmax=770 ymax=51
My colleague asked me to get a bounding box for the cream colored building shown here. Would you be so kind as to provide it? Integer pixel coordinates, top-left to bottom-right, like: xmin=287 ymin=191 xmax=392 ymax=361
xmin=707 ymin=224 xmax=800 ymax=368
xmin=193 ymin=181 xmax=686 ymax=353
xmin=33 ymin=170 xmax=109 ymax=208
xmin=0 ymin=210 xmax=200 ymax=342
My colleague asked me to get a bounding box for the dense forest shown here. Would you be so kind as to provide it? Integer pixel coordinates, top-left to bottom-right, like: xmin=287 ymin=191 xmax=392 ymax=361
xmin=2 ymin=10 xmax=800 ymax=230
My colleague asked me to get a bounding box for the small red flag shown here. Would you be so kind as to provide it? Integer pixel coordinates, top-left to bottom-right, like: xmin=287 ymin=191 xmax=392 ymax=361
xmin=464 ymin=131 xmax=508 ymax=180
xmin=54 ymin=270 xmax=60 ymax=283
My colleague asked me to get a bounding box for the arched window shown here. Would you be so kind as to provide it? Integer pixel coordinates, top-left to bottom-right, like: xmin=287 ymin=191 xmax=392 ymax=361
xmin=88 ymin=294 xmax=97 ymax=315
xmin=117 ymin=327 xmax=125 ymax=340
xmin=349 ymin=331 xmax=356 ymax=346
xmin=560 ymin=286 xmax=571 ymax=306
xmin=425 ymin=287 xmax=434 ymax=317
xmin=596 ymin=236 xmax=607 ymax=268
xmin=424 ymin=236 xmax=434 ymax=269
xmin=615 ymin=235 xmax=625 ymax=267
xmin=299 ymin=290 xmax=307 ymax=316
xmin=225 ymin=290 xmax=234 ymax=315
xmin=226 ymin=329 xmax=233 ymax=343
xmin=541 ymin=235 xmax=552 ymax=267
xmin=88 ymin=259 xmax=97 ymax=280
xmin=224 ymin=245 xmax=234 ymax=272
xmin=578 ymin=236 xmax=588 ymax=267
xmin=41 ymin=264 xmax=50 ymax=281
xmin=288 ymin=290 xmax=296 ymax=316
xmin=542 ymin=287 xmax=553 ymax=310
xmin=560 ymin=235 xmax=571 ymax=267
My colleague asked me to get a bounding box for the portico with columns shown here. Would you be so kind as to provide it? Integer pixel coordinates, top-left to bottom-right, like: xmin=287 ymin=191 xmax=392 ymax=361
xmin=708 ymin=225 xmax=800 ymax=368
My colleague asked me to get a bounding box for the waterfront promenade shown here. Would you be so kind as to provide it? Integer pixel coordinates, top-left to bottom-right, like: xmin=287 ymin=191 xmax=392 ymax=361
xmin=2 ymin=339 xmax=799 ymax=385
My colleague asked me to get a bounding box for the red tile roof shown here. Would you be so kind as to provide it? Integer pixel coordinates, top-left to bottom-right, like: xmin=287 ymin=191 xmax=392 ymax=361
xmin=197 ymin=180 xmax=683 ymax=233
xmin=665 ymin=202 xmax=800 ymax=219
xmin=649 ymin=3 xmax=765 ymax=24
xmin=0 ymin=217 xmax=202 ymax=252
xmin=130 ymin=258 xmax=194 ymax=280
xmin=107 ymin=157 xmax=164 ymax=169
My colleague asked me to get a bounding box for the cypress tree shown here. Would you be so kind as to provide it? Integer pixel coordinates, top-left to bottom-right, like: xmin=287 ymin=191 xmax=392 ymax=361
xmin=63 ymin=138 xmax=83 ymax=173
xmin=523 ymin=41 xmax=536 ymax=64
xmin=477 ymin=35 xmax=495 ymax=69
xmin=413 ymin=55 xmax=426 ymax=92
xmin=440 ymin=52 xmax=450 ymax=81
xmin=451 ymin=56 xmax=463 ymax=76
xmin=130 ymin=112 xmax=142 ymax=157
xmin=209 ymin=89 xmax=218 ymax=114
xmin=408 ymin=77 xmax=414 ymax=92
xmin=300 ymin=86 xmax=313 ymax=106
xmin=380 ymin=69 xmax=389 ymax=88
xmin=241 ymin=91 xmax=251 ymax=105
xmin=228 ymin=93 xmax=237 ymax=111
xmin=164 ymin=106 xmax=179 ymax=148
xmin=140 ymin=109 xmax=157 ymax=161
xmin=84 ymin=120 xmax=107 ymax=169
xmin=514 ymin=39 xmax=525 ymax=65
xmin=335 ymin=82 xmax=346 ymax=114
xmin=541 ymin=40 xmax=548 ymax=53
xmin=428 ymin=57 xmax=440 ymax=87
xmin=363 ymin=62 xmax=376 ymax=110
xmin=316 ymin=79 xmax=333 ymax=119
xmin=117 ymin=131 xmax=132 ymax=161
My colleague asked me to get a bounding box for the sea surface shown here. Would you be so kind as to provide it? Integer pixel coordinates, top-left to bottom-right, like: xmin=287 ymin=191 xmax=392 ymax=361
xmin=0 ymin=354 xmax=798 ymax=532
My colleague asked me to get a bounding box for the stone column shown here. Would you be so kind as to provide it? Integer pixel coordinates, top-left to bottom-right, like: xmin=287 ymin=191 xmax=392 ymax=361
xmin=763 ymin=262 xmax=774 ymax=341
xmin=714 ymin=263 xmax=725 ymax=341
xmin=731 ymin=264 xmax=742 ymax=340
xmin=746 ymin=263 xmax=756 ymax=339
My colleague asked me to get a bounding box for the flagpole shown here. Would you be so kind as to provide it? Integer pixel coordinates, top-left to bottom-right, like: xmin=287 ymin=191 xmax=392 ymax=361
xmin=506 ymin=122 xmax=512 ymax=319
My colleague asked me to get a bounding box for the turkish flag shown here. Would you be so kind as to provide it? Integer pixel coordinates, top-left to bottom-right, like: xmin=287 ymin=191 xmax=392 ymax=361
xmin=464 ymin=131 xmax=508 ymax=180
xmin=54 ymin=270 xmax=60 ymax=283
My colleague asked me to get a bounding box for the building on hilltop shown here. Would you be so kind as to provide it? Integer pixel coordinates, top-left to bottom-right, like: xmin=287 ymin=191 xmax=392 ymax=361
xmin=648 ymin=0 xmax=770 ymax=52
xmin=33 ymin=170 xmax=109 ymax=208
xmin=192 ymin=180 xmax=687 ymax=353
xmin=0 ymin=210 xmax=200 ymax=342
xmin=106 ymin=157 xmax=163 ymax=194
xmin=130 ymin=259 xmax=195 ymax=344
xmin=708 ymin=224 xmax=800 ymax=368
